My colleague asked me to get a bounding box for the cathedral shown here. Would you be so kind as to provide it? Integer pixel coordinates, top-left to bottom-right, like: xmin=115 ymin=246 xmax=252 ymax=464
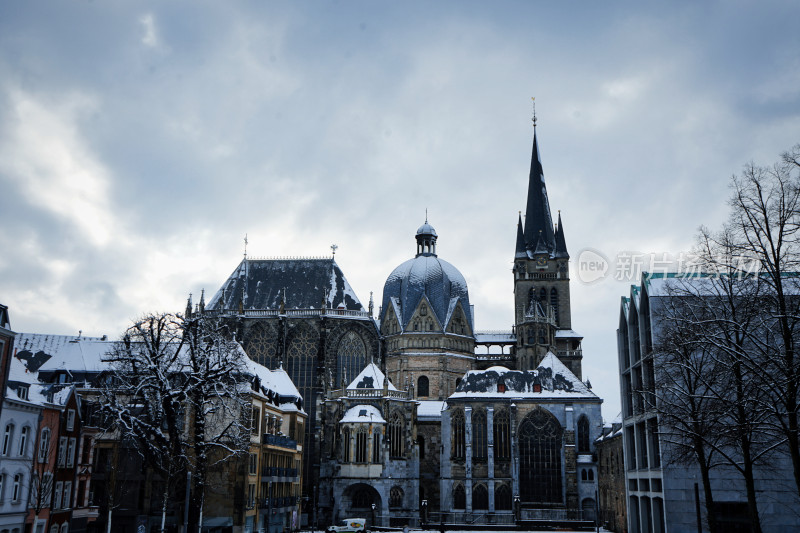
xmin=205 ymin=126 xmax=603 ymax=527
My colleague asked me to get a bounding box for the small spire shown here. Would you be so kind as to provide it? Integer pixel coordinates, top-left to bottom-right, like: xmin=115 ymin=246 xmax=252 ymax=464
xmin=331 ymin=244 xmax=338 ymax=256
xmin=531 ymin=96 xmax=537 ymax=129
xmin=515 ymin=213 xmax=527 ymax=259
xmin=368 ymin=291 xmax=374 ymax=317
xmin=199 ymin=289 xmax=205 ymax=313
xmin=186 ymin=293 xmax=193 ymax=317
xmin=243 ymin=234 xmax=248 ymax=259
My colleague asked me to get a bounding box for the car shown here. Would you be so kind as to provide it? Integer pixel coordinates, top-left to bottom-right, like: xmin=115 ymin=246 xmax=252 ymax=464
xmin=326 ymin=518 xmax=367 ymax=533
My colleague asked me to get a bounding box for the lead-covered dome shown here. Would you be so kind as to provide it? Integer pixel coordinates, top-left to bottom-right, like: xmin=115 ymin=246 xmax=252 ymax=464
xmin=381 ymin=221 xmax=472 ymax=331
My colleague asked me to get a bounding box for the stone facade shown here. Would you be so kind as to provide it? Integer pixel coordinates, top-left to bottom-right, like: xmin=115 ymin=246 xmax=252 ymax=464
xmin=596 ymin=421 xmax=626 ymax=533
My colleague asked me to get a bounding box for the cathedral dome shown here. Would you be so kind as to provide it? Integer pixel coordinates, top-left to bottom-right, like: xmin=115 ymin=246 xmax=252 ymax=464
xmin=382 ymin=222 xmax=472 ymax=332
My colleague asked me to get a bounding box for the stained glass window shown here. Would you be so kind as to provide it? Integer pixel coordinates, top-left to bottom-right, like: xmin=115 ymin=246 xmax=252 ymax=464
xmin=519 ymin=409 xmax=562 ymax=504
xmin=451 ymin=410 xmax=465 ymax=460
xmin=472 ymin=410 xmax=487 ymax=461
xmin=494 ymin=409 xmax=511 ymax=460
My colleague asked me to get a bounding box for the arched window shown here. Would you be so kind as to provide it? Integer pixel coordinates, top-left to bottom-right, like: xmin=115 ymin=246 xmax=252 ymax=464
xmin=539 ymin=287 xmax=547 ymax=304
xmin=337 ymin=331 xmax=367 ymax=386
xmin=12 ymin=474 xmax=21 ymax=501
xmin=550 ymin=288 xmax=559 ymax=324
xmin=581 ymin=469 xmax=587 ymax=481
xmin=2 ymin=425 xmax=12 ymax=456
xmin=342 ymin=427 xmax=351 ymax=462
xmin=588 ymin=469 xmax=594 ymax=481
xmin=519 ymin=409 xmax=563 ymax=504
xmin=372 ymin=431 xmax=381 ymax=463
xmin=352 ymin=488 xmax=372 ymax=508
xmin=389 ymin=413 xmax=404 ymax=458
xmin=472 ymin=484 xmax=488 ymax=510
xmin=472 ymin=410 xmax=487 ymax=461
xmin=417 ymin=376 xmax=429 ymax=397
xmin=495 ymin=484 xmax=512 ymax=510
xmin=453 ymin=484 xmax=466 ymax=510
xmin=18 ymin=427 xmax=29 ymax=456
xmin=577 ymin=415 xmax=590 ymax=453
xmin=389 ymin=486 xmax=404 ymax=508
xmin=355 ymin=427 xmax=368 ymax=463
xmin=451 ymin=410 xmax=465 ymax=460
xmin=417 ymin=435 xmax=425 ymax=460
xmin=494 ymin=409 xmax=511 ymax=460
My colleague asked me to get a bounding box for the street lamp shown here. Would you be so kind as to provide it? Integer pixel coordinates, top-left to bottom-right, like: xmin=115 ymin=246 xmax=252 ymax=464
xmin=371 ymin=502 xmax=376 ymax=528
xmin=513 ymin=495 xmax=521 ymax=523
xmin=421 ymin=499 xmax=428 ymax=528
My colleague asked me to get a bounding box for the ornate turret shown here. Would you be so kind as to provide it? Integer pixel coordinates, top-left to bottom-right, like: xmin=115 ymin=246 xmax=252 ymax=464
xmin=415 ymin=218 xmax=438 ymax=256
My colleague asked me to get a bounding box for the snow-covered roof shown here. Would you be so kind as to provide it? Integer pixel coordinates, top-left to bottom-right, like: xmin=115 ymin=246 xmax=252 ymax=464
xmin=340 ymin=404 xmax=385 ymax=424
xmin=554 ymin=329 xmax=583 ymax=339
xmin=14 ymin=333 xmax=114 ymax=376
xmin=243 ymin=357 xmax=304 ymax=410
xmin=347 ymin=363 xmax=398 ymax=391
xmin=448 ymin=352 xmax=599 ymax=400
xmin=417 ymin=400 xmax=446 ymax=420
xmin=474 ymin=332 xmax=516 ymax=343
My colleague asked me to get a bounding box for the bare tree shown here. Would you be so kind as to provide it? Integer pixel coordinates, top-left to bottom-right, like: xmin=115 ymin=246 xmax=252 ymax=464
xmin=726 ymin=144 xmax=800 ymax=498
xmin=100 ymin=312 xmax=252 ymax=532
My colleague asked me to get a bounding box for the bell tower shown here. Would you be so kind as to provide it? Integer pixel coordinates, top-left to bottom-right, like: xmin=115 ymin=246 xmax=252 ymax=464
xmin=513 ymin=126 xmax=582 ymax=378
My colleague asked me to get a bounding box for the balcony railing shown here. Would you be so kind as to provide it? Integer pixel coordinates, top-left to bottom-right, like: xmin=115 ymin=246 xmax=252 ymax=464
xmin=262 ymin=433 xmax=298 ymax=449
xmin=261 ymin=466 xmax=299 ymax=478
xmin=205 ymin=308 xmax=371 ymax=319
xmin=328 ymin=388 xmax=411 ymax=400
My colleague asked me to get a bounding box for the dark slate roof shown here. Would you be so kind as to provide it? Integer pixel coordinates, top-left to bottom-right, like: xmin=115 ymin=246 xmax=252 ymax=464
xmin=382 ymin=255 xmax=472 ymax=332
xmin=523 ymin=131 xmax=556 ymax=255
xmin=554 ymin=212 xmax=569 ymax=258
xmin=206 ymin=258 xmax=364 ymax=311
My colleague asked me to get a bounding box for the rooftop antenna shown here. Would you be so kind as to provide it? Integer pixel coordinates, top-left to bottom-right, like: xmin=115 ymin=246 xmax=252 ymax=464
xmin=243 ymin=233 xmax=248 ymax=259
xmin=331 ymin=244 xmax=338 ymax=256
xmin=531 ymin=96 xmax=537 ymax=129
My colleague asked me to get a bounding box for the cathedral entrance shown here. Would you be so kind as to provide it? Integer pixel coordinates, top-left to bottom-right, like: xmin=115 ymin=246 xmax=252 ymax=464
xmin=519 ymin=408 xmax=563 ymax=504
xmin=343 ymin=483 xmax=383 ymax=528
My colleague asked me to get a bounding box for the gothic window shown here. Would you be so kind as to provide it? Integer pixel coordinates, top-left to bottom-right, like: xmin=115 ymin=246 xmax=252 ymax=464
xmin=588 ymin=469 xmax=594 ymax=481
xmin=472 ymin=484 xmax=488 ymax=510
xmin=550 ymin=288 xmax=559 ymax=324
xmin=389 ymin=413 xmax=404 ymax=458
xmin=453 ymin=484 xmax=466 ymax=510
xmin=519 ymin=408 xmax=563 ymax=504
xmin=472 ymin=409 xmax=487 ymax=461
xmin=337 ymin=331 xmax=367 ymax=386
xmin=356 ymin=427 xmax=368 ymax=463
xmin=417 ymin=435 xmax=425 ymax=460
xmin=342 ymin=427 xmax=351 ymax=462
xmin=538 ymin=328 xmax=545 ymax=344
xmin=372 ymin=431 xmax=381 ymax=463
xmin=494 ymin=409 xmax=511 ymax=460
xmin=577 ymin=416 xmax=590 ymax=453
xmin=417 ymin=376 xmax=429 ymax=397
xmin=495 ymin=484 xmax=512 ymax=510
xmin=352 ymin=488 xmax=372 ymax=508
xmin=390 ymin=486 xmax=404 ymax=508
xmin=539 ymin=287 xmax=547 ymax=303
xmin=581 ymin=469 xmax=587 ymax=481
xmin=451 ymin=410 xmax=465 ymax=460
xmin=243 ymin=322 xmax=278 ymax=366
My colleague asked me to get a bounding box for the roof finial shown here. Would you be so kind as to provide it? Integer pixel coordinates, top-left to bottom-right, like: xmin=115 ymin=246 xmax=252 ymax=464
xmin=331 ymin=244 xmax=338 ymax=256
xmin=243 ymin=233 xmax=248 ymax=259
xmin=531 ymin=96 xmax=537 ymax=129
xmin=425 ymin=208 xmax=428 ymax=223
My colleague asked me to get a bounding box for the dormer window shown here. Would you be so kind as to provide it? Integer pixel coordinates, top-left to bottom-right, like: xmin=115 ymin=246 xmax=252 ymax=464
xmin=17 ymin=385 xmax=28 ymax=401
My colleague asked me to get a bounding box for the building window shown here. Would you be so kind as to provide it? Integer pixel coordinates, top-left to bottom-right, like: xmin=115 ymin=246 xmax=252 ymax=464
xmin=494 ymin=409 xmax=511 ymax=460
xmin=249 ymin=453 xmax=258 ymax=475
xmin=62 ymin=481 xmax=71 ymax=508
xmin=417 ymin=435 xmax=425 ymax=460
xmin=453 ymin=484 xmax=466 ymax=510
xmin=581 ymin=469 xmax=587 ymax=481
xmin=251 ymin=407 xmax=260 ymax=434
xmin=342 ymin=427 xmax=351 ymax=463
xmin=389 ymin=486 xmax=403 ymax=508
xmin=2 ymin=424 xmax=13 ymax=456
xmin=372 ymin=431 xmax=381 ymax=463
xmin=60 ymin=525 xmax=68 ymax=533
xmin=336 ymin=331 xmax=366 ymax=386
xmin=550 ymin=288 xmax=559 ymax=325
xmin=18 ymin=427 xmax=29 ymax=456
xmin=588 ymin=469 xmax=594 ymax=481
xmin=66 ymin=438 xmax=76 ymax=468
xmin=577 ymin=415 xmax=590 ymax=453
xmin=389 ymin=413 xmax=404 ymax=458
xmin=417 ymin=376 xmax=429 ymax=397
xmin=54 ymin=481 xmax=63 ymax=509
xmin=495 ymin=484 xmax=512 ymax=510
xmin=38 ymin=428 xmax=50 ymax=462
xmin=66 ymin=410 xmax=75 ymax=431
xmin=472 ymin=483 xmax=488 ymax=510
xmin=451 ymin=410 xmax=465 ymax=460
xmin=12 ymin=474 xmax=21 ymax=501
xmin=472 ymin=409 xmax=487 ymax=461
xmin=247 ymin=484 xmax=255 ymax=508
xmin=58 ymin=437 xmax=67 ymax=467
xmin=17 ymin=386 xmax=28 ymax=401
xmin=356 ymin=427 xmax=368 ymax=463
xmin=519 ymin=409 xmax=563 ymax=504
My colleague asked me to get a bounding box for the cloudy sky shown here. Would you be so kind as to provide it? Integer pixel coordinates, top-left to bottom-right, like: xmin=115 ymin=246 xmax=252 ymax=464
xmin=1 ymin=1 xmax=798 ymax=418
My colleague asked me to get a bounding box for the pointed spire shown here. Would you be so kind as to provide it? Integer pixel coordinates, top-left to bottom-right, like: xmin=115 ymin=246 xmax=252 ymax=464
xmin=554 ymin=211 xmax=569 ymax=258
xmin=515 ymin=212 xmax=527 ymax=259
xmin=533 ymin=229 xmax=549 ymax=255
xmin=368 ymin=291 xmax=374 ymax=317
xmin=523 ymin=130 xmax=556 ymax=255
xmin=185 ymin=293 xmax=193 ymax=318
